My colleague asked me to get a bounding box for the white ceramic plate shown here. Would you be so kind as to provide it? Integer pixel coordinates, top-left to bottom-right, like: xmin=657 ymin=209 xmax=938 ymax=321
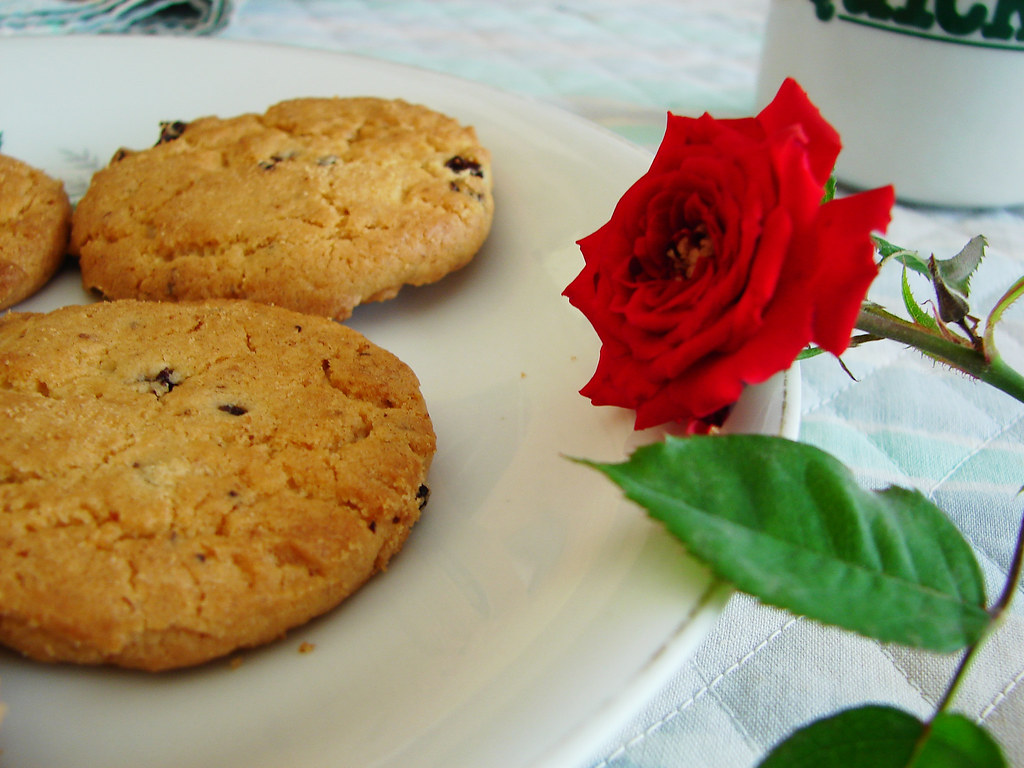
xmin=0 ymin=37 xmax=799 ymax=768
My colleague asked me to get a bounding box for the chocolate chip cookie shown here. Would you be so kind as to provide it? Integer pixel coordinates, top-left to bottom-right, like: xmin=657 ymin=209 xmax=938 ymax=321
xmin=70 ymin=97 xmax=493 ymax=319
xmin=0 ymin=299 xmax=435 ymax=671
xmin=0 ymin=153 xmax=71 ymax=309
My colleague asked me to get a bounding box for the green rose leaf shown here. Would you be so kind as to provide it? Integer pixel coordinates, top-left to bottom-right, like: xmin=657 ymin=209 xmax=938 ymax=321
xmin=937 ymin=235 xmax=986 ymax=299
xmin=901 ymin=267 xmax=940 ymax=332
xmin=757 ymin=706 xmax=1005 ymax=768
xmin=874 ymin=236 xmax=930 ymax=276
xmin=821 ymin=175 xmax=837 ymax=203
xmin=577 ymin=435 xmax=990 ymax=651
xmin=913 ymin=712 xmax=1007 ymax=768
xmin=929 ymin=256 xmax=972 ymax=324
xmin=874 ymin=235 xmax=985 ymax=303
xmin=759 ymin=705 xmax=920 ymax=768
xmin=983 ymin=275 xmax=1024 ymax=361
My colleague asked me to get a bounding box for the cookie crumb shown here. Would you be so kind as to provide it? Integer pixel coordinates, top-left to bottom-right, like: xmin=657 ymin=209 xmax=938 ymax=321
xmin=298 ymin=642 xmax=316 ymax=654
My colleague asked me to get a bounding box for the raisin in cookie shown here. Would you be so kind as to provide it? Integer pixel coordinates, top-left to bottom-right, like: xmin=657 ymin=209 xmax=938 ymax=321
xmin=0 ymin=299 xmax=435 ymax=671
xmin=0 ymin=153 xmax=71 ymax=310
xmin=70 ymin=97 xmax=493 ymax=319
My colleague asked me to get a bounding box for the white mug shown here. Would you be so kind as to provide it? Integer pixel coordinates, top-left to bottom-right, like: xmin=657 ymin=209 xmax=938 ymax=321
xmin=756 ymin=0 xmax=1024 ymax=208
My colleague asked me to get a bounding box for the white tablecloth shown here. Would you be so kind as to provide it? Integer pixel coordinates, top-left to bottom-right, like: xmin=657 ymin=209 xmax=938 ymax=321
xmin=4 ymin=1 xmax=1022 ymax=765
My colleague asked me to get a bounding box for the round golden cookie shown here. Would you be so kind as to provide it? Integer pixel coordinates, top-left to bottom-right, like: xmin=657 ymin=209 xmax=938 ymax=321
xmin=0 ymin=154 xmax=71 ymax=310
xmin=0 ymin=299 xmax=435 ymax=671
xmin=70 ymin=97 xmax=494 ymax=319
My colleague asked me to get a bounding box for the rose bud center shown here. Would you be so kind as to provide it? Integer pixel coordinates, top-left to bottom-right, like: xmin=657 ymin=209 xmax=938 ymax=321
xmin=628 ymin=219 xmax=714 ymax=284
xmin=666 ymin=223 xmax=712 ymax=281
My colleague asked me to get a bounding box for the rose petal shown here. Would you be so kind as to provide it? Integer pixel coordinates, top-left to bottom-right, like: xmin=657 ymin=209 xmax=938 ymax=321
xmin=719 ymin=206 xmax=793 ymax=349
xmin=809 ymin=186 xmax=894 ymax=353
xmin=757 ymin=78 xmax=841 ymax=186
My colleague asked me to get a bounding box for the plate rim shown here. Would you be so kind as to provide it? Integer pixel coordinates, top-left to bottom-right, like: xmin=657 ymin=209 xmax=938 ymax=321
xmin=0 ymin=35 xmax=801 ymax=768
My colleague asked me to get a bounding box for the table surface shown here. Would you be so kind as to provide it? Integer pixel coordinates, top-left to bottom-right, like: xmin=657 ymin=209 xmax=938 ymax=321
xmin=4 ymin=1 xmax=1024 ymax=766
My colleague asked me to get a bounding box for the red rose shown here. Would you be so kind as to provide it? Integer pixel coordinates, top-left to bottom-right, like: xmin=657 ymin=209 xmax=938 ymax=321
xmin=564 ymin=78 xmax=895 ymax=430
